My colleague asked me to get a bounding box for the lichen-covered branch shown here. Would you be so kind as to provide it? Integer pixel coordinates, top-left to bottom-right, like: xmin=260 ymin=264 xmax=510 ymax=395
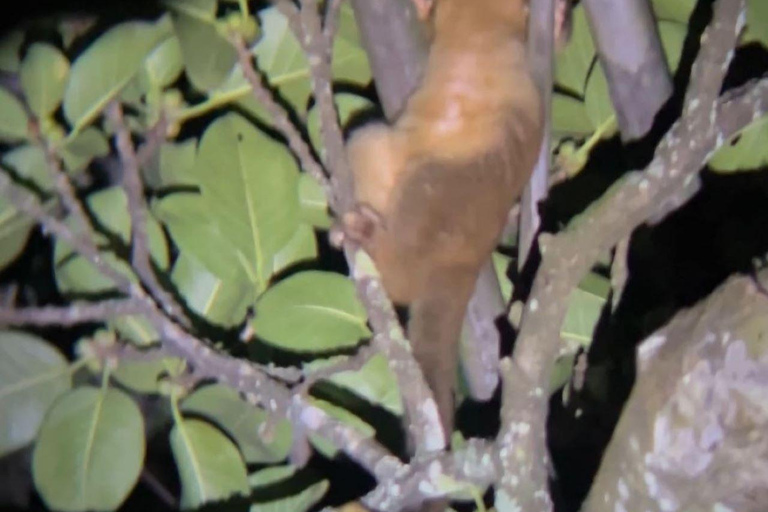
xmin=583 ymin=0 xmax=673 ymax=140
xmin=583 ymin=272 xmax=768 ymax=512
xmin=498 ymin=1 xmax=755 ymax=509
xmin=106 ymin=102 xmax=188 ymax=326
xmin=0 ymin=299 xmax=148 ymax=326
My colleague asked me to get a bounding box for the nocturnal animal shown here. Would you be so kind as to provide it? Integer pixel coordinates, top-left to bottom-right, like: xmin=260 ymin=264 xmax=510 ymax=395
xmin=340 ymin=0 xmax=544 ymax=455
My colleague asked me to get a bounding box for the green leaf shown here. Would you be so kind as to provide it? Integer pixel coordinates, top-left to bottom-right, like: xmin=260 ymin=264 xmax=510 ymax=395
xmin=0 ymin=199 xmax=35 ymax=271
xmin=561 ymin=272 xmax=610 ymax=346
xmin=651 ymin=0 xmax=696 ymax=23
xmin=658 ymin=21 xmax=687 ymax=73
xmin=307 ymin=398 xmax=374 ymax=458
xmin=60 ymin=126 xmax=110 ymax=172
xmin=172 ymin=12 xmax=237 ymax=92
xmin=63 ymin=20 xmax=168 ymax=130
xmin=171 ymin=253 xmax=253 ymax=327
xmin=0 ymin=331 xmax=71 ymax=456
xmin=165 ymin=0 xmax=218 ymax=20
xmin=153 ymin=192 xmax=250 ymax=282
xmin=253 ymin=271 xmax=370 ymax=352
xmin=250 ymin=478 xmax=329 ymax=512
xmin=182 ymin=384 xmax=292 ymax=464
xmin=144 ymin=35 xmax=184 ymax=88
xmin=330 ymin=4 xmax=372 ymax=85
xmin=2 ymin=145 xmax=52 ymax=192
xmin=492 ymin=252 xmax=513 ymax=304
xmin=584 ymin=63 xmax=612 ymax=131
xmin=249 ymin=464 xmax=296 ymax=487
xmin=112 ymin=357 xmax=184 ymax=394
xmin=33 ymin=387 xmax=145 ymax=511
xmin=20 ymin=43 xmax=70 ymax=118
xmin=745 ymin=0 xmax=768 ymax=46
xmin=171 ymin=418 xmax=249 ymax=509
xmin=0 ymin=30 xmax=24 ymax=73
xmin=551 ymin=93 xmax=593 ymax=137
xmin=554 ymin=5 xmax=595 ymax=96
xmin=143 ymin=139 xmax=198 ymax=189
xmin=54 ymin=186 xmax=169 ymax=295
xmin=298 ymin=173 xmax=332 ymax=229
xmin=234 ymin=7 xmax=311 ymax=119
xmin=0 ymin=87 xmax=30 ymax=142
xmin=709 ymin=116 xmax=768 ymax=172
xmin=328 ymin=353 xmax=403 ymax=415
xmin=112 ymin=315 xmax=160 ymax=346
xmin=550 ymin=352 xmax=577 ymax=394
xmin=270 ymin=223 xmax=319 ymax=275
xmin=194 ymin=113 xmax=300 ymax=289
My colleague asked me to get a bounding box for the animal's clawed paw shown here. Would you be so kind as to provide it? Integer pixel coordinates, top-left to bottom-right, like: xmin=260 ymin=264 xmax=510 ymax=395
xmin=329 ymin=203 xmax=383 ymax=249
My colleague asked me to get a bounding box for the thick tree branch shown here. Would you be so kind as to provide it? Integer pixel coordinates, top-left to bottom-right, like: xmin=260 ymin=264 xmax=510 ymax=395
xmin=497 ymin=1 xmax=753 ymax=509
xmin=583 ymin=272 xmax=768 ymax=512
xmin=583 ymin=0 xmax=673 ymax=140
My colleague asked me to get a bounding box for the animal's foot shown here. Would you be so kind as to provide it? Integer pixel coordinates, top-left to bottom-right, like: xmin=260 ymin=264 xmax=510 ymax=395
xmin=329 ymin=203 xmax=383 ymax=249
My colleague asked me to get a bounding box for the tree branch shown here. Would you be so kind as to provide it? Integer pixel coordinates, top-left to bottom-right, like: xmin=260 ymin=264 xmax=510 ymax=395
xmin=106 ymin=102 xmax=188 ymax=326
xmin=0 ymin=299 xmax=147 ymax=326
xmin=497 ymin=1 xmax=754 ymax=509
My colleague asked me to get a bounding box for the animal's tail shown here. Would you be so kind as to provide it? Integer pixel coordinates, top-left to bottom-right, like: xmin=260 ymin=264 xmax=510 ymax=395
xmin=408 ymin=265 xmax=478 ymax=441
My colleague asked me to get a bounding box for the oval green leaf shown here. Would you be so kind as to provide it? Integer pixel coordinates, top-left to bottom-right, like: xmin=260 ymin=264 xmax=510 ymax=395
xmin=182 ymin=384 xmax=292 ymax=464
xmin=0 ymin=30 xmax=24 ymax=73
xmin=745 ymin=0 xmax=768 ymax=46
xmin=142 ymin=139 xmax=197 ymax=189
xmin=63 ymin=21 xmax=168 ymax=130
xmin=171 ymin=252 xmax=253 ymax=327
xmin=0 ymin=199 xmax=35 ymax=271
xmin=307 ymin=398 xmax=374 ymax=458
xmin=253 ymin=271 xmax=370 ymax=352
xmin=20 ymin=43 xmax=70 ymax=118
xmin=32 ymin=387 xmax=145 ymax=511
xmin=561 ymin=272 xmax=610 ymax=346
xmin=554 ymin=5 xmax=595 ymax=96
xmin=171 ymin=12 xmax=237 ymax=92
xmin=0 ymin=87 xmax=29 ymax=142
xmin=328 ymin=353 xmax=403 ymax=415
xmin=709 ymin=116 xmax=768 ymax=172
xmin=250 ymin=478 xmax=329 ymax=512
xmin=195 ymin=113 xmax=300 ymax=289
xmin=60 ymin=126 xmax=110 ymax=173
xmin=153 ymin=192 xmax=249 ymax=282
xmin=0 ymin=331 xmax=71 ymax=456
xmin=144 ymin=35 xmax=184 ymax=88
xmin=171 ymin=418 xmax=249 ymax=509
xmin=551 ymin=93 xmax=593 ymax=137
xmin=270 ymin=223 xmax=318 ymax=276
xmin=54 ymin=186 xmax=169 ymax=295
xmin=330 ymin=4 xmax=372 ymax=85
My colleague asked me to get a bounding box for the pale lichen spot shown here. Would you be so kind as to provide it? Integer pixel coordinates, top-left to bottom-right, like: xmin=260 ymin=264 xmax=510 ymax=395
xmin=659 ymin=497 xmax=678 ymax=512
xmin=530 ymin=299 xmax=539 ymax=312
xmin=617 ymin=478 xmax=629 ymax=500
xmin=300 ymin=404 xmax=325 ymax=430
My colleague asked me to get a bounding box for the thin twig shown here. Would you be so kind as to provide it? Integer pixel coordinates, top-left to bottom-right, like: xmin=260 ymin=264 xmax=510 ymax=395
xmin=296 ymin=0 xmax=350 ymax=210
xmin=0 ymin=171 xmax=136 ymax=294
xmin=106 ymin=102 xmax=189 ymax=326
xmin=230 ymin=33 xmax=333 ymax=205
xmin=323 ymin=0 xmax=345 ymax=51
xmin=0 ymin=299 xmax=148 ymax=326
